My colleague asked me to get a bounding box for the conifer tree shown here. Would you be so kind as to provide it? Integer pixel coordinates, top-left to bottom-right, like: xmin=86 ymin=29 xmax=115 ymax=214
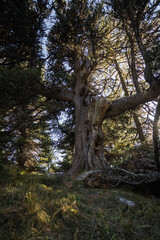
xmin=0 ymin=0 xmax=52 ymax=171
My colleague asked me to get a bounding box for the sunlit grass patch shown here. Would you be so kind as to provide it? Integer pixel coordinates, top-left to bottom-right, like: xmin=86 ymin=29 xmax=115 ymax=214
xmin=0 ymin=173 xmax=160 ymax=239
xmin=60 ymin=195 xmax=78 ymax=216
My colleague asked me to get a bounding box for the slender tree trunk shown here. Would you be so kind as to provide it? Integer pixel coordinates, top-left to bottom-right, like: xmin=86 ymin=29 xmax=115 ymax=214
xmin=114 ymin=59 xmax=145 ymax=142
xmin=131 ymin=24 xmax=154 ymax=86
xmin=17 ymin=105 xmax=28 ymax=169
xmin=125 ymin=28 xmax=141 ymax=94
xmin=133 ymin=113 xmax=145 ymax=142
xmin=153 ymin=99 xmax=160 ymax=170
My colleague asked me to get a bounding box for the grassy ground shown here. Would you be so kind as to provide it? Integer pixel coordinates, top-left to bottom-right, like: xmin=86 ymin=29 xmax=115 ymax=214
xmin=0 ymin=172 xmax=160 ymax=240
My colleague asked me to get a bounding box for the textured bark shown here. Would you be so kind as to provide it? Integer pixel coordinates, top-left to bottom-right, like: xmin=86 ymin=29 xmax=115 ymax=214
xmin=105 ymin=88 xmax=160 ymax=119
xmin=133 ymin=114 xmax=145 ymax=142
xmin=70 ymin=86 xmax=160 ymax=174
xmin=68 ymin=51 xmax=111 ymax=174
xmin=130 ymin=44 xmax=141 ymax=94
xmin=125 ymin=27 xmax=142 ymax=94
xmin=153 ymin=99 xmax=160 ymax=170
xmin=69 ymin=97 xmax=110 ymax=174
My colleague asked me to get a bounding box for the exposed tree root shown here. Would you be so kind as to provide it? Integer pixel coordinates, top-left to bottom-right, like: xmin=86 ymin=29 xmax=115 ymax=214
xmin=83 ymin=168 xmax=160 ymax=197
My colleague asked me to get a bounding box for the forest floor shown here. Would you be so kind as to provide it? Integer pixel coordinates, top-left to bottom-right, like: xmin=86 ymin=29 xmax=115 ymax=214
xmin=0 ymin=171 xmax=160 ymax=240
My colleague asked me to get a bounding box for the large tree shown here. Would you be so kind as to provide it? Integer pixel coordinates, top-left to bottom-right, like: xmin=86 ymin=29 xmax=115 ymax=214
xmin=45 ymin=0 xmax=160 ymax=174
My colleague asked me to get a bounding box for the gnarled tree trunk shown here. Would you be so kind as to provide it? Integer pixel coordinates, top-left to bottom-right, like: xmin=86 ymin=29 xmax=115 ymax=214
xmin=68 ymin=96 xmax=110 ymax=174
xmin=68 ymin=52 xmax=110 ymax=174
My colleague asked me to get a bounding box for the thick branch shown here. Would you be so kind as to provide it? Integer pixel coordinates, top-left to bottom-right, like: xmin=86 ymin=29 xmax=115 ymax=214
xmin=105 ymin=88 xmax=160 ymax=119
xmin=40 ymin=86 xmax=74 ymax=102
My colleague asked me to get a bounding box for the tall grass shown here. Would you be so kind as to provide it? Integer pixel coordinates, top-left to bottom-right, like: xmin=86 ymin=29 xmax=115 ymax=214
xmin=0 ymin=172 xmax=160 ymax=240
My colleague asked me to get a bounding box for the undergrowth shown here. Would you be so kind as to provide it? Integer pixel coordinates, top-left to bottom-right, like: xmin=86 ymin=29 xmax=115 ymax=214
xmin=0 ymin=172 xmax=160 ymax=240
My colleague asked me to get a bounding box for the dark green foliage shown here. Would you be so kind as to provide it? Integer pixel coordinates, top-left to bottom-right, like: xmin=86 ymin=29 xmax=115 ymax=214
xmin=103 ymin=111 xmax=141 ymax=156
xmin=0 ymin=0 xmax=53 ymax=171
xmin=0 ymin=67 xmax=46 ymax=170
xmin=110 ymin=0 xmax=150 ymax=23
xmin=53 ymin=108 xmax=75 ymax=172
xmin=0 ymin=67 xmax=41 ymax=107
xmin=39 ymin=126 xmax=54 ymax=172
xmin=0 ymin=0 xmax=48 ymax=67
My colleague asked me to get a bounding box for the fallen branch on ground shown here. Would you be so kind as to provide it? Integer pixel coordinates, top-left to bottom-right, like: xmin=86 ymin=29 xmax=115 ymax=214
xmin=83 ymin=168 xmax=160 ymax=197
